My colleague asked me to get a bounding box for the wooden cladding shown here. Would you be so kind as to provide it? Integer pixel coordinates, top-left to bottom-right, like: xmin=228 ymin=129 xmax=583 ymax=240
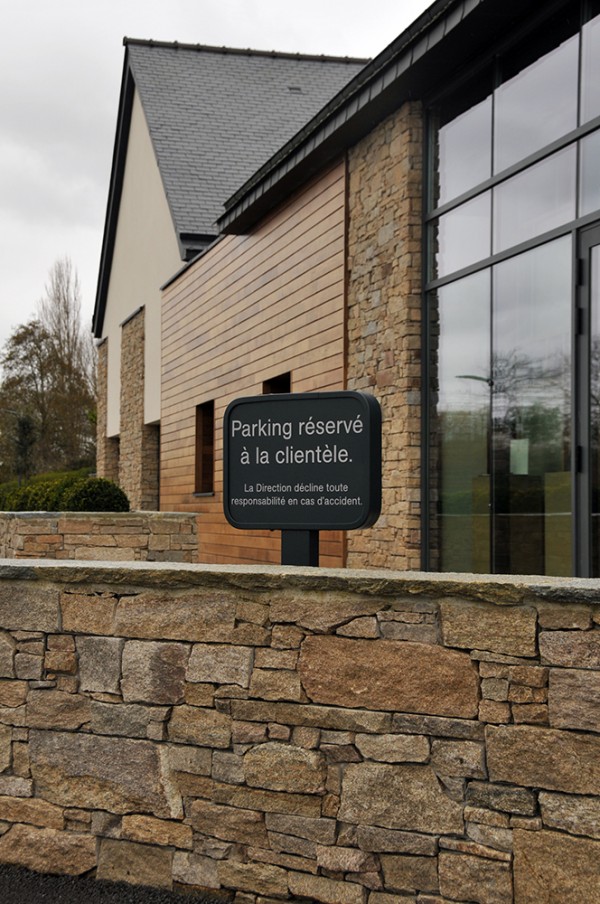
xmin=161 ymin=161 xmax=347 ymax=566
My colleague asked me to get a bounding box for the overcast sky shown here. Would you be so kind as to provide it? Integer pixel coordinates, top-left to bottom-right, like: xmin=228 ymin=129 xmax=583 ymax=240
xmin=1 ymin=0 xmax=432 ymax=353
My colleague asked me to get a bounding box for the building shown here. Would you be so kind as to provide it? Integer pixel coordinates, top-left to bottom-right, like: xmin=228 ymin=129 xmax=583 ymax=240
xmin=95 ymin=0 xmax=600 ymax=577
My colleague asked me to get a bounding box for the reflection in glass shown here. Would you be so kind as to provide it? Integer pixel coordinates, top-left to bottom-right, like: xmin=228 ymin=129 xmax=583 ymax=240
xmin=493 ymin=146 xmax=576 ymax=253
xmin=582 ymin=14 xmax=600 ymax=123
xmin=591 ymin=246 xmax=600 ymax=576
xmin=438 ymin=96 xmax=492 ymax=205
xmin=580 ymin=131 xmax=600 ymax=217
xmin=494 ymin=35 xmax=578 ymax=173
xmin=493 ymin=239 xmax=572 ymax=575
xmin=434 ymin=192 xmax=491 ymax=279
xmin=433 ymin=271 xmax=491 ymax=571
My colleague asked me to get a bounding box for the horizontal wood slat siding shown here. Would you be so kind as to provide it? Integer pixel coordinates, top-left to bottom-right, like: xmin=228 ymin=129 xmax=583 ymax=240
xmin=161 ymin=161 xmax=347 ymax=567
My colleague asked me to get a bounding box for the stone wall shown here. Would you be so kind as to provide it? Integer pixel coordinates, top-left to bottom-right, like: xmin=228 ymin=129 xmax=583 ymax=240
xmin=95 ymin=340 xmax=119 ymax=484
xmin=346 ymin=101 xmax=424 ymax=571
xmin=0 ymin=513 xmax=197 ymax=562
xmin=0 ymin=562 xmax=598 ymax=902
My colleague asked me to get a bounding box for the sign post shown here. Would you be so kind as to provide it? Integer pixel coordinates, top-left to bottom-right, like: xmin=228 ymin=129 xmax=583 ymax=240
xmin=223 ymin=391 xmax=381 ymax=566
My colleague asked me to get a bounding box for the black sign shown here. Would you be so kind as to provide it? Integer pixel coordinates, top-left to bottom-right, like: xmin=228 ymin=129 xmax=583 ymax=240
xmin=223 ymin=391 xmax=381 ymax=531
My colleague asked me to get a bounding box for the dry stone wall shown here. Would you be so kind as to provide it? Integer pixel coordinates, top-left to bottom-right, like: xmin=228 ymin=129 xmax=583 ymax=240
xmin=0 ymin=513 xmax=197 ymax=562
xmin=0 ymin=561 xmax=599 ymax=904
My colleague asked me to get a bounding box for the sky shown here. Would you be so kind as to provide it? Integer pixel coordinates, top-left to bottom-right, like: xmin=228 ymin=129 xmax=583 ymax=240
xmin=1 ymin=0 xmax=433 ymax=353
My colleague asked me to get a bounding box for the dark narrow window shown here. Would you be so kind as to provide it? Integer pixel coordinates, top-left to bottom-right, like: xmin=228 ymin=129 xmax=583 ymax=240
xmin=195 ymin=401 xmax=214 ymax=494
xmin=263 ymin=372 xmax=291 ymax=394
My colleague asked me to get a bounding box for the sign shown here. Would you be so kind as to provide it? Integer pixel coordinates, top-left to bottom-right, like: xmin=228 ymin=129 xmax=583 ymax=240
xmin=223 ymin=391 xmax=381 ymax=531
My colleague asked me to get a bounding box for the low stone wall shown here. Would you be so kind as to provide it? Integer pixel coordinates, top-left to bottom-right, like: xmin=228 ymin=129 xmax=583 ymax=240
xmin=0 ymin=561 xmax=599 ymax=903
xmin=0 ymin=513 xmax=197 ymax=562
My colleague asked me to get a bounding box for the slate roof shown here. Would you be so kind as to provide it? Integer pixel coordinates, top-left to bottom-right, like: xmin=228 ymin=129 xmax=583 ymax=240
xmin=127 ymin=40 xmax=367 ymax=241
xmin=93 ymin=40 xmax=366 ymax=336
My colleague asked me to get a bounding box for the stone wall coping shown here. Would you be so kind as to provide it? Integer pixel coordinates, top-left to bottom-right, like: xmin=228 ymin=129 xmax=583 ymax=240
xmin=0 ymin=511 xmax=196 ymax=520
xmin=0 ymin=558 xmax=597 ymax=605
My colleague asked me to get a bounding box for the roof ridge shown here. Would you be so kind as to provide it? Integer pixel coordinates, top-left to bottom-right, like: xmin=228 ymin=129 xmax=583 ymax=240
xmin=123 ymin=36 xmax=369 ymax=65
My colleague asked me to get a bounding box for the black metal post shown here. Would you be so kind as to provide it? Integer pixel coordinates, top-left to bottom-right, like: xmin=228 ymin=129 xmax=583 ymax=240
xmin=281 ymin=530 xmax=319 ymax=566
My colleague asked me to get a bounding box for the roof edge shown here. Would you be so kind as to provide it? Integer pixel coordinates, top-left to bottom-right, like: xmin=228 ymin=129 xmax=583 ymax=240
xmin=123 ymin=36 xmax=369 ymax=65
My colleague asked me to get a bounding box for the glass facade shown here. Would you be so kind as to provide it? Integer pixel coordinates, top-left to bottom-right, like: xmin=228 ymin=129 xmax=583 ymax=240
xmin=427 ymin=0 xmax=600 ymax=577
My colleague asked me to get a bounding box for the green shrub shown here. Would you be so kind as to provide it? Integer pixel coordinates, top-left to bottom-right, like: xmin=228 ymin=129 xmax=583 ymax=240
xmin=60 ymin=477 xmax=130 ymax=512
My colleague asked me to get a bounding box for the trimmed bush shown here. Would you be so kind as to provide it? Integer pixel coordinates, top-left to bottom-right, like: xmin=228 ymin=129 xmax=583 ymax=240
xmin=60 ymin=477 xmax=130 ymax=513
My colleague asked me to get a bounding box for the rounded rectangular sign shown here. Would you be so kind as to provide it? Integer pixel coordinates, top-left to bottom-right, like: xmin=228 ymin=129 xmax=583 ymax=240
xmin=223 ymin=391 xmax=381 ymax=531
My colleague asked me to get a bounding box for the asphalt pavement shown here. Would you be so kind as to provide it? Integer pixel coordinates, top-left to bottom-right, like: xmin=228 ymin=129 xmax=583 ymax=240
xmin=0 ymin=865 xmax=226 ymax=904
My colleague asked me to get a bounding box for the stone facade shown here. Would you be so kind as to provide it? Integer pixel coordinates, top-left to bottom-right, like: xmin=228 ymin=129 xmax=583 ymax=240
xmin=0 ymin=560 xmax=599 ymax=902
xmin=95 ymin=341 xmax=119 ymax=484
xmin=119 ymin=308 xmax=160 ymax=511
xmin=346 ymin=101 xmax=424 ymax=571
xmin=0 ymin=513 xmax=197 ymax=562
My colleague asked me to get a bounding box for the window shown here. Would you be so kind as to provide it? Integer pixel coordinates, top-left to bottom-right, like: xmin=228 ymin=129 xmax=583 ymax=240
xmin=195 ymin=401 xmax=214 ymax=494
xmin=426 ymin=1 xmax=600 ymax=577
xmin=263 ymin=372 xmax=291 ymax=394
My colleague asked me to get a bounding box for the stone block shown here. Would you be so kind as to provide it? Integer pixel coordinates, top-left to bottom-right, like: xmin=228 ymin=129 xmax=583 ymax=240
xmin=339 ymin=763 xmax=463 ymax=834
xmin=0 ymin=585 xmax=60 ymax=633
xmin=96 ymin=838 xmax=173 ymax=888
xmin=439 ymin=852 xmax=512 ymax=904
xmin=189 ymin=799 xmax=268 ymax=846
xmin=90 ymin=701 xmax=169 ymax=739
xmin=168 ymin=705 xmax=231 ymax=748
xmin=539 ymin=791 xmax=600 ymax=839
xmin=0 ymin=723 xmax=11 ymax=772
xmin=121 ymin=640 xmax=188 ymax=704
xmin=121 ymin=814 xmax=193 ymax=849
xmin=250 ymin=668 xmax=304 ymax=702
xmin=381 ymin=854 xmax=438 ymax=894
xmin=231 ymin=700 xmax=392 ymax=734
xmin=513 ymin=828 xmax=600 ymax=903
xmin=113 ymin=590 xmax=236 ymax=642
xmin=218 ymin=860 xmax=288 ymax=897
xmin=288 ymin=870 xmax=365 ymax=903
xmin=265 ymin=812 xmax=336 ymax=844
xmin=0 ymin=823 xmax=95 ymax=875
xmin=173 ymin=851 xmax=219 ymax=888
xmin=0 ymin=681 xmax=27 ymax=707
xmin=77 ymin=635 xmax=123 ymax=693
xmin=61 ymin=592 xmax=117 ymax=635
xmin=188 ymin=643 xmax=253 ymax=687
xmin=392 ymin=713 xmax=484 ymax=740
xmin=0 ymin=632 xmax=14 ymax=678
xmin=26 ymin=690 xmax=91 ymax=731
xmin=299 ymin=636 xmax=478 ymax=717
xmin=440 ymin=599 xmax=537 ymax=657
xmin=355 ymin=733 xmax=429 ymax=763
xmin=487 ymin=724 xmax=600 ymax=794
xmin=317 ymin=844 xmax=377 ymax=872
xmin=431 ymin=740 xmax=486 ymax=779
xmin=29 ymin=729 xmax=177 ymax=818
xmin=0 ymin=795 xmax=64 ymax=829
xmin=14 ymin=653 xmax=43 ymax=680
xmin=356 ymin=825 xmax=437 ymax=855
xmin=466 ymin=781 xmax=536 ymax=816
xmin=271 ymin=592 xmax=382 ymax=632
xmin=539 ymin=630 xmax=600 ymax=668
xmin=548 ymin=668 xmax=600 ymax=731
xmin=0 ymin=775 xmax=32 ymax=796
xmin=244 ymin=742 xmax=326 ymax=793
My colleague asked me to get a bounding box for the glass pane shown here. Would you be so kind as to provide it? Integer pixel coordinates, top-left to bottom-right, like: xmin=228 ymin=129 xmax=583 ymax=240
xmin=582 ymin=14 xmax=600 ymax=124
xmin=591 ymin=245 xmax=600 ymax=576
xmin=580 ymin=130 xmax=600 ymax=217
xmin=494 ymin=146 xmax=576 ymax=253
xmin=437 ymin=96 xmax=492 ymax=206
xmin=494 ymin=35 xmax=578 ymax=173
xmin=434 ymin=192 xmax=491 ymax=279
xmin=492 ymin=238 xmax=572 ymax=576
xmin=430 ymin=271 xmax=491 ymax=572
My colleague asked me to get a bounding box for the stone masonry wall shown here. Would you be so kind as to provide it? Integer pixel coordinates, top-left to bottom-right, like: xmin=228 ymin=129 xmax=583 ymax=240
xmin=119 ymin=308 xmax=160 ymax=511
xmin=95 ymin=340 xmax=119 ymax=484
xmin=346 ymin=101 xmax=423 ymax=571
xmin=0 ymin=513 xmax=197 ymax=562
xmin=0 ymin=560 xmax=599 ymax=903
